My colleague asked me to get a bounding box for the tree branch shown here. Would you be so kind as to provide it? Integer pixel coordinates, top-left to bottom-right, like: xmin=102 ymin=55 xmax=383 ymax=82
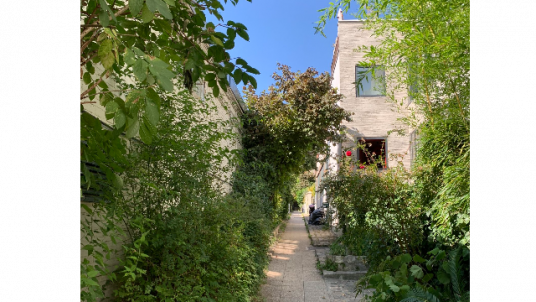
xmin=81 ymin=52 xmax=98 ymax=67
xmin=81 ymin=30 xmax=99 ymax=55
xmin=81 ymin=72 xmax=109 ymax=99
xmin=80 ymin=5 xmax=129 ymax=40
xmin=81 ymin=89 xmax=129 ymax=100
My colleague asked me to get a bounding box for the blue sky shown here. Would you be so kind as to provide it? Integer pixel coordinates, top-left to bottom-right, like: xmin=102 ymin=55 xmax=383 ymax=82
xmin=208 ymin=0 xmax=358 ymax=94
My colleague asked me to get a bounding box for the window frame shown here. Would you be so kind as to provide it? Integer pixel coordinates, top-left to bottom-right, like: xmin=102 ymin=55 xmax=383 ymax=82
xmin=355 ymin=66 xmax=386 ymax=97
xmin=356 ymin=137 xmax=388 ymax=169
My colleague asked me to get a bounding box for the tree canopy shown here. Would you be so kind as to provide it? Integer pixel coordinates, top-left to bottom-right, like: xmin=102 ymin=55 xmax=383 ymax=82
xmin=81 ymin=0 xmax=260 ymax=144
xmin=243 ymin=64 xmax=351 ymax=179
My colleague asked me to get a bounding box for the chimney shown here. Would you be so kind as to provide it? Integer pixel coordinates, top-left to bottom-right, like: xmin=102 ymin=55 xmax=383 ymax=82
xmin=337 ymin=8 xmax=344 ymax=21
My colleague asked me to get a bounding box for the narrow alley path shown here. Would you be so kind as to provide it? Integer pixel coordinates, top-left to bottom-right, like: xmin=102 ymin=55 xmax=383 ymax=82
xmin=260 ymin=212 xmax=361 ymax=302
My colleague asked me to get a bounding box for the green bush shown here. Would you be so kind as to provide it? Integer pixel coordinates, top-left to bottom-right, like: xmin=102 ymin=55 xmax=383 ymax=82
xmin=322 ymin=165 xmax=424 ymax=269
xmin=114 ymin=198 xmax=271 ymax=302
xmin=356 ymin=246 xmax=469 ymax=302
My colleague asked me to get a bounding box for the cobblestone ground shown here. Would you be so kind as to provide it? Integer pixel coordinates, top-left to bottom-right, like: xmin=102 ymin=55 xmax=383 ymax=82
xmin=260 ymin=212 xmax=367 ymax=302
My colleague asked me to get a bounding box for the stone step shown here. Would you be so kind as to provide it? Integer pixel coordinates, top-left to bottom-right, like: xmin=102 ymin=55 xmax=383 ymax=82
xmin=322 ymin=270 xmax=368 ymax=281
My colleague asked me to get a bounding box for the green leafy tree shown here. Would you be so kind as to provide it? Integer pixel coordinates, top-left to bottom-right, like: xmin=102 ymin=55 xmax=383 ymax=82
xmin=243 ymin=64 xmax=351 ymax=178
xmin=81 ymin=0 xmax=259 ymax=137
xmin=237 ymin=64 xmax=351 ymax=221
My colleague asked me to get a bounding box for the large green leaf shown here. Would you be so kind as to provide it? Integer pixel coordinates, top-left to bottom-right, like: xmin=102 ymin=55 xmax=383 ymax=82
xmin=126 ymin=89 xmax=146 ymax=106
xmin=212 ymin=85 xmax=220 ymax=98
xmin=139 ymin=120 xmax=153 ymax=144
xmin=236 ymin=58 xmax=247 ymax=66
xmin=129 ymin=0 xmax=144 ymax=16
xmin=142 ymin=115 xmax=157 ymax=135
xmin=436 ymin=268 xmax=450 ymax=284
xmin=232 ymin=68 xmax=242 ymax=84
xmin=101 ymin=52 xmax=115 ymax=71
xmin=83 ymin=72 xmax=92 ymax=85
xmin=384 ymin=276 xmax=400 ymax=293
xmin=227 ymin=28 xmax=236 ymax=40
xmin=236 ymin=29 xmax=249 ymax=41
xmin=105 ymin=101 xmax=119 ymax=120
xmin=98 ymin=39 xmax=113 ymax=57
xmin=133 ymin=59 xmax=148 ymax=81
xmin=112 ymin=173 xmax=123 ymax=189
xmin=124 ymin=48 xmax=136 ymax=66
xmin=148 ymin=58 xmax=175 ymax=91
xmin=413 ymin=254 xmax=426 ymax=263
xmin=246 ymin=66 xmax=260 ymax=75
xmin=248 ymin=75 xmax=257 ymax=89
xmin=141 ymin=5 xmax=154 ymax=23
xmin=99 ymin=10 xmax=109 ymax=27
xmin=223 ymin=39 xmax=235 ymax=50
xmin=409 ymin=265 xmax=424 ymax=279
xmin=146 ymin=0 xmax=172 ymax=19
xmin=125 ymin=118 xmax=140 ymax=138
xmin=156 ymin=77 xmax=173 ymax=92
xmin=400 ymin=253 xmax=412 ymax=264
xmin=145 ymin=99 xmax=159 ymax=126
xmin=114 ymin=109 xmax=127 ymax=129
xmin=146 ymin=88 xmax=161 ymax=107
xmin=210 ymin=35 xmax=224 ymax=47
xmin=154 ymin=19 xmax=172 ymax=34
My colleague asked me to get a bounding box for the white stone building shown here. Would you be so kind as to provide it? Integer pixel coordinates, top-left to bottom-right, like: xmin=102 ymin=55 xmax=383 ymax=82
xmin=313 ymin=10 xmax=418 ymax=228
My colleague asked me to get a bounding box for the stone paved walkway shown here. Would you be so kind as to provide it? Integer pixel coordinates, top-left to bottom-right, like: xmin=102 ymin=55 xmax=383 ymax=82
xmin=260 ymin=212 xmax=366 ymax=302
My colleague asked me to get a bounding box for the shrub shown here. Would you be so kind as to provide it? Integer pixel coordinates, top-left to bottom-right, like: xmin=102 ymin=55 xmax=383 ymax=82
xmin=114 ymin=197 xmax=271 ymax=302
xmin=356 ymin=246 xmax=470 ymax=302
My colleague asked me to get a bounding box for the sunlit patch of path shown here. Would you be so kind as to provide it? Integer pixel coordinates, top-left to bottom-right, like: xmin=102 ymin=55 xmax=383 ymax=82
xmin=260 ymin=212 xmax=327 ymax=302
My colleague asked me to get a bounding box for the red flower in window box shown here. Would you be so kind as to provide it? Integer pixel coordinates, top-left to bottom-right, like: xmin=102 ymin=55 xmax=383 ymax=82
xmin=359 ymin=165 xmax=365 ymax=169
xmin=346 ymin=150 xmax=352 ymax=156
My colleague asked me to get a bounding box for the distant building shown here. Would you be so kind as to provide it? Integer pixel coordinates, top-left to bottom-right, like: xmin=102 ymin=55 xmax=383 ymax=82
xmin=314 ymin=10 xmax=418 ymax=228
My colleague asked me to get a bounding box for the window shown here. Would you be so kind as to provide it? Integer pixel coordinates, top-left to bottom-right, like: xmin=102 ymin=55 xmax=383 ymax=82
xmin=193 ymin=81 xmax=205 ymax=101
xmin=357 ymin=138 xmax=387 ymax=169
xmin=81 ymin=161 xmax=109 ymax=203
xmin=355 ymin=66 xmax=385 ymax=97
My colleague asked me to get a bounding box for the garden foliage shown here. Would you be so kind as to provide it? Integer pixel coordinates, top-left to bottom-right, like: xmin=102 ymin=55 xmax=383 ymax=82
xmin=81 ymin=89 xmax=273 ymax=302
xmin=316 ymin=0 xmax=469 ymax=300
xmin=237 ymin=64 xmax=352 ymax=223
xmin=81 ymin=0 xmax=260 ymax=194
xmin=81 ymin=62 xmax=352 ymax=300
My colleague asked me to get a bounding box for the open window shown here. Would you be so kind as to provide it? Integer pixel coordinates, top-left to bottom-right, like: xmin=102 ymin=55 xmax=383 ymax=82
xmin=355 ymin=66 xmax=385 ymax=97
xmin=357 ymin=138 xmax=387 ymax=169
